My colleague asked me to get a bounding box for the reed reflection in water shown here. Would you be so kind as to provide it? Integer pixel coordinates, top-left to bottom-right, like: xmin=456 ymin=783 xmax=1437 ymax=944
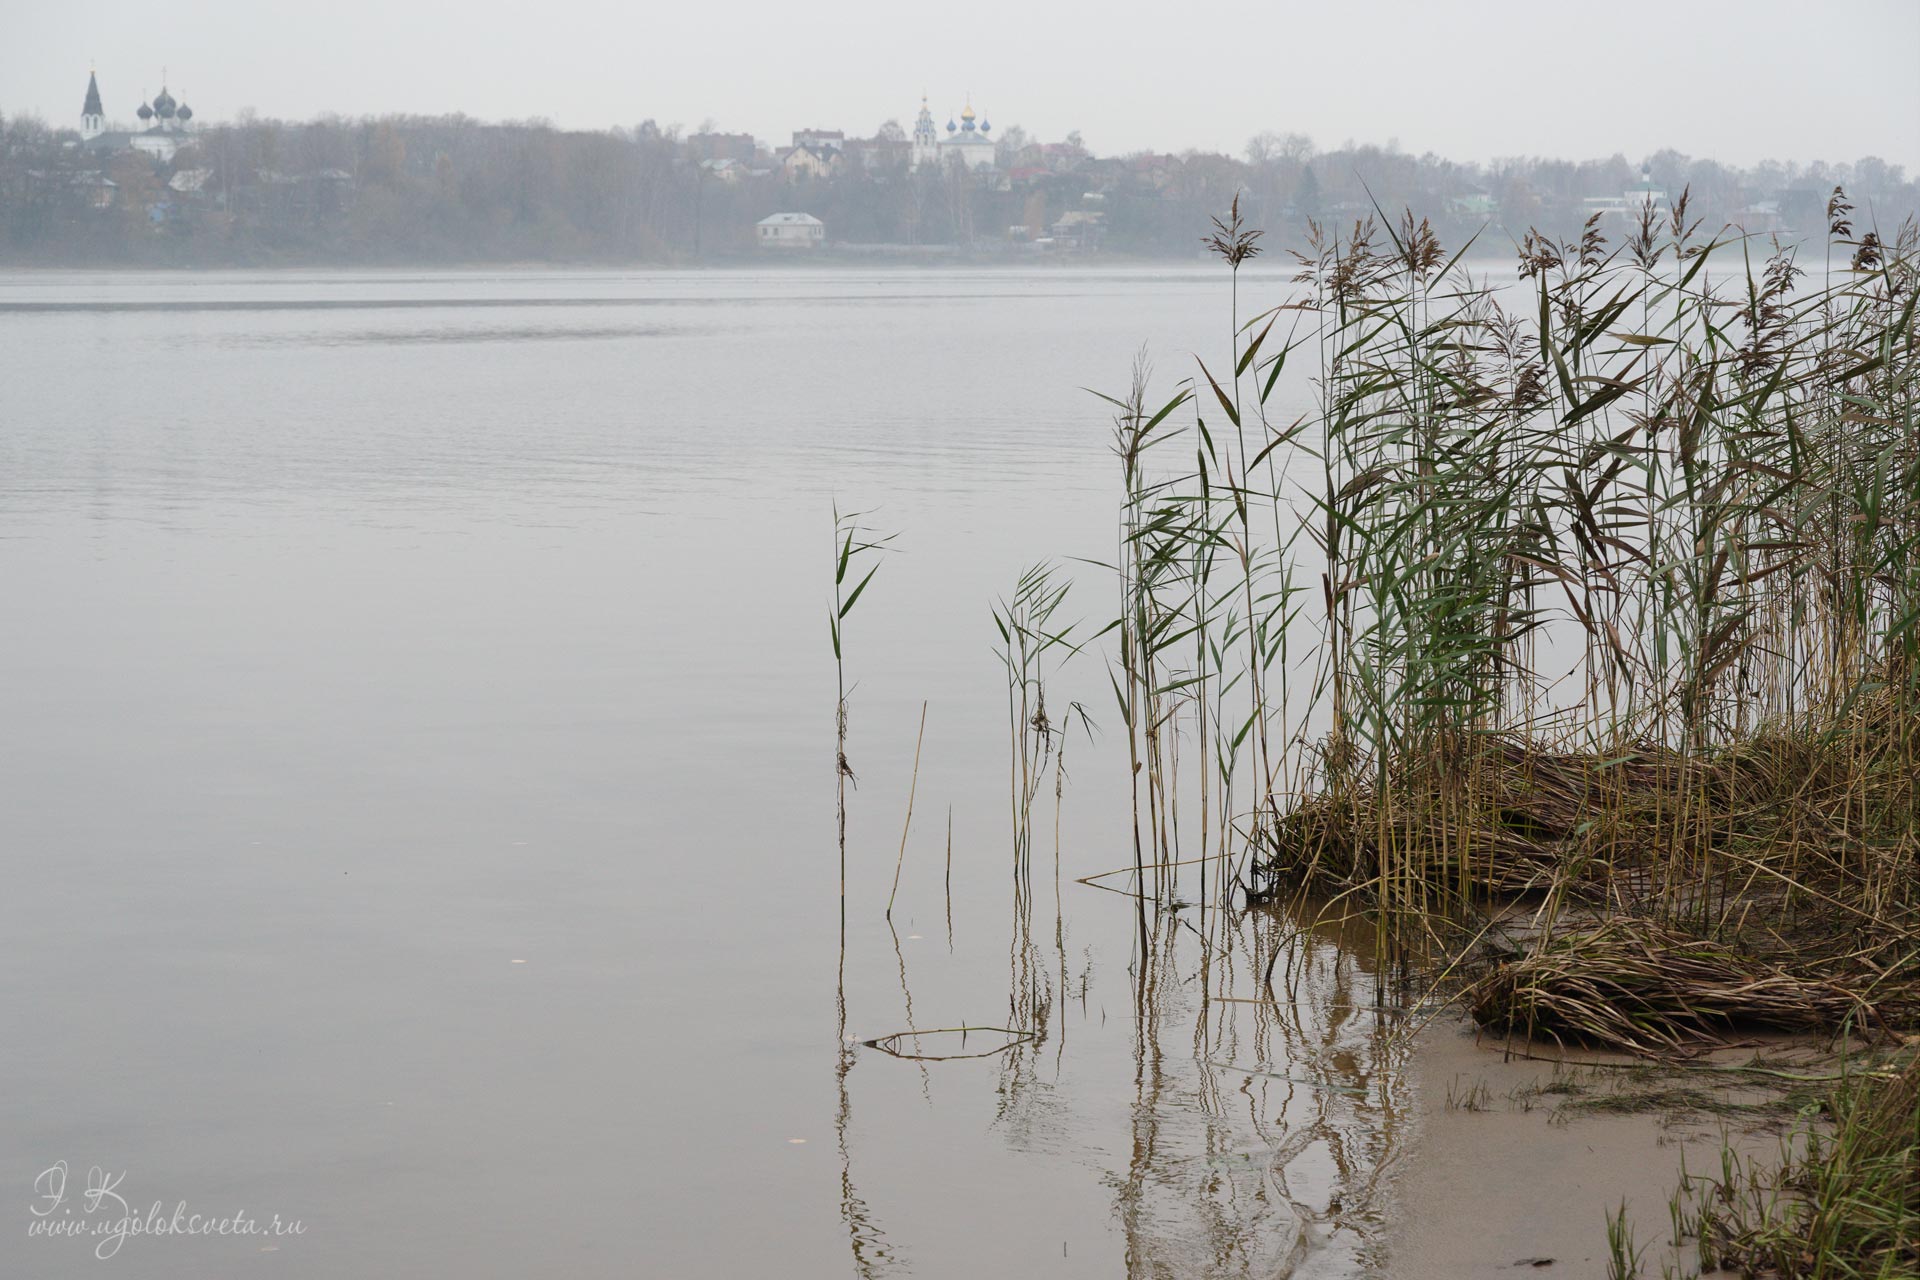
xmin=836 ymin=830 xmax=1415 ymax=1278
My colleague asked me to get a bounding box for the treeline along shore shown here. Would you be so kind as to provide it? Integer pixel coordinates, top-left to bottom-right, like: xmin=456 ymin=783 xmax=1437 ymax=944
xmin=1 ymin=108 xmax=1917 ymax=266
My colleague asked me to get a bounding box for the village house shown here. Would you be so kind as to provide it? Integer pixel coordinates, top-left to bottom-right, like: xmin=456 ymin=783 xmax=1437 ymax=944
xmin=698 ymin=158 xmax=747 ymax=183
xmin=1447 ymin=188 xmax=1494 ymax=217
xmin=1583 ymin=170 xmax=1668 ymax=221
xmin=168 ymin=168 xmax=214 ymax=195
xmin=1048 ymin=208 xmax=1105 ymax=251
xmin=756 ymin=212 xmax=825 ymax=248
xmin=780 ymin=144 xmax=842 ymax=182
xmin=71 ymin=171 xmax=117 ymax=209
xmin=1733 ymin=198 xmax=1787 ymax=234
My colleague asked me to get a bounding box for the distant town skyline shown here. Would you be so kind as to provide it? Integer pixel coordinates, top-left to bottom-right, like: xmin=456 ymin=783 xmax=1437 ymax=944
xmin=7 ymin=0 xmax=1919 ymax=170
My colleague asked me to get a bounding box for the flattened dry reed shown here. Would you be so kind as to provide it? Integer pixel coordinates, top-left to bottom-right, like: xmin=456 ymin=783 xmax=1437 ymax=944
xmin=1467 ymin=918 xmax=1892 ymax=1056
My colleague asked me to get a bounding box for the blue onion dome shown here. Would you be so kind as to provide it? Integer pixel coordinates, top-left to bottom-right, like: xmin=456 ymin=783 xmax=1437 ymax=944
xmin=981 ymin=120 xmax=991 ymax=132
xmin=946 ymin=119 xmax=957 ymax=133
xmin=176 ymin=104 xmax=193 ymax=122
xmin=153 ymin=87 xmax=177 ymax=118
xmin=137 ymin=101 xmax=154 ymax=121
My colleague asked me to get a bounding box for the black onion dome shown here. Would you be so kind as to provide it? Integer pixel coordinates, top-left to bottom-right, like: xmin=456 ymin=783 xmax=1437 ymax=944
xmin=153 ymin=87 xmax=177 ymax=118
xmin=137 ymin=101 xmax=154 ymax=121
xmin=176 ymin=104 xmax=193 ymax=122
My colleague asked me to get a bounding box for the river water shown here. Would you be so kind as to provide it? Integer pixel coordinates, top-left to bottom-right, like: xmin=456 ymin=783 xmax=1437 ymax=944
xmin=1 ymin=267 xmax=1432 ymax=1278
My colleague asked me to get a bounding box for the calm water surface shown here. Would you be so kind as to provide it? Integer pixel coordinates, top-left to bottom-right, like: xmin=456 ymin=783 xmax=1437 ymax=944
xmin=1 ymin=267 xmax=1422 ymax=1278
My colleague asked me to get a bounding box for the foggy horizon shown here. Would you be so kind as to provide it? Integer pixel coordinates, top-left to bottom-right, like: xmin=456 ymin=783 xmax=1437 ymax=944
xmin=10 ymin=0 xmax=1920 ymax=170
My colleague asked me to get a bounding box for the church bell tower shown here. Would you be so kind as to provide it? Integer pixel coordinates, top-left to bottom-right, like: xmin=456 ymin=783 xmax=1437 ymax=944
xmin=910 ymin=94 xmax=939 ymax=172
xmin=82 ymin=69 xmax=105 ymax=140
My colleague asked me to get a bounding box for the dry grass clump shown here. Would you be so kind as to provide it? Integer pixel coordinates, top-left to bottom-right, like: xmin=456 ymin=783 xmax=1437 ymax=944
xmin=1256 ymin=733 xmax=1722 ymax=899
xmin=1466 ymin=918 xmax=1895 ymax=1056
xmin=1256 ymin=706 xmax=1920 ymax=1050
xmin=1258 ymin=706 xmax=1917 ymax=902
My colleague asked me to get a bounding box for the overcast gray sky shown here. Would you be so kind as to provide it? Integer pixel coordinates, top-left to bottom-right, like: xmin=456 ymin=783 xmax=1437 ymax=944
xmin=8 ymin=0 xmax=1918 ymax=168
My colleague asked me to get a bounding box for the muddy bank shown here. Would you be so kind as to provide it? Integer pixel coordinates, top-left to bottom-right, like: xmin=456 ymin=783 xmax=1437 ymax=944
xmin=1379 ymin=1015 xmax=1810 ymax=1278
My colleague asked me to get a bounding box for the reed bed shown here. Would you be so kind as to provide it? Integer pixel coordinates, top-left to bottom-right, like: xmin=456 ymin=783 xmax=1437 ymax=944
xmin=1049 ymin=190 xmax=1919 ymax=1042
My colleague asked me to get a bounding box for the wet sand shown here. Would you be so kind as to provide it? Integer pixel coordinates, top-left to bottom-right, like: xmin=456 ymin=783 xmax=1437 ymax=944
xmin=1381 ymin=1015 xmax=1804 ymax=1278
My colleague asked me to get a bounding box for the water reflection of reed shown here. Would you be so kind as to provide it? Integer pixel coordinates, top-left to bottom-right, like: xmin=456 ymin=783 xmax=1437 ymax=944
xmin=838 ymin=812 xmax=1412 ymax=1277
xmin=835 ymin=1040 xmax=900 ymax=1278
xmin=1008 ymin=869 xmax=1414 ymax=1277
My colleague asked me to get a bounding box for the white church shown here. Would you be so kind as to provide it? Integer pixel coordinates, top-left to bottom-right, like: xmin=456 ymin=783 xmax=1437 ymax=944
xmin=78 ymin=69 xmax=198 ymax=163
xmin=910 ymin=95 xmax=997 ymax=173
